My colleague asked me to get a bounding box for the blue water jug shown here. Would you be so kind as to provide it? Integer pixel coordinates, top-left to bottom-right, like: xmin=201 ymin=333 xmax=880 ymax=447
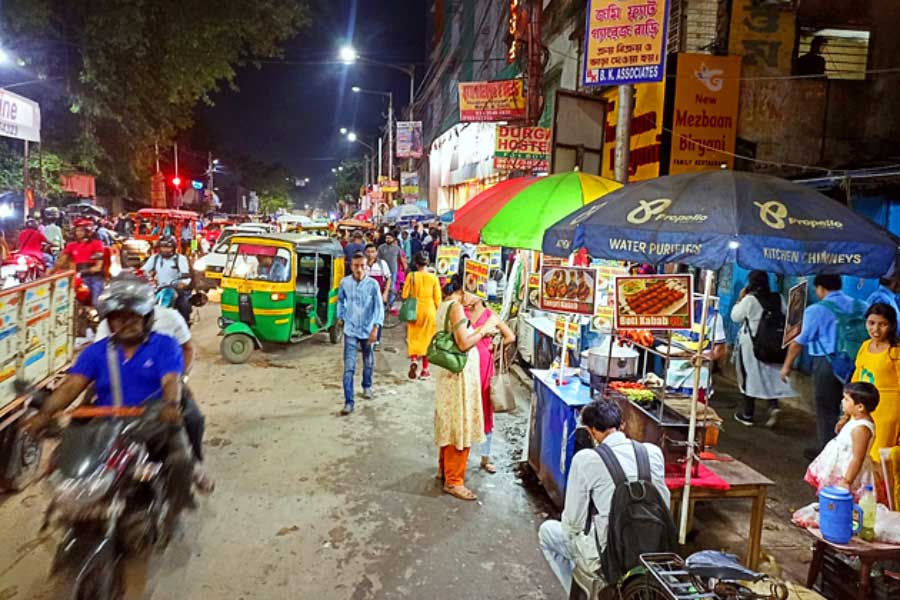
xmin=819 ymin=486 xmax=862 ymax=544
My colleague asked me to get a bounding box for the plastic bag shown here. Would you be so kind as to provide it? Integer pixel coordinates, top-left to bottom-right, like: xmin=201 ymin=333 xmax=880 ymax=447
xmin=875 ymin=504 xmax=900 ymax=543
xmin=791 ymin=502 xmax=819 ymax=528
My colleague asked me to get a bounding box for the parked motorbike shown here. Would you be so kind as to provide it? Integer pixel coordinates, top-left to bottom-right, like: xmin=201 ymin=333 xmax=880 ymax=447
xmin=41 ymin=402 xmax=183 ymax=600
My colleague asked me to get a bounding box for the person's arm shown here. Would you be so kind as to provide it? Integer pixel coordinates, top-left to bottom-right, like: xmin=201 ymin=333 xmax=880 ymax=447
xmin=841 ymin=424 xmax=874 ymax=488
xmin=730 ymin=294 xmax=751 ymax=324
xmin=496 ymin=318 xmax=516 ymax=346
xmin=560 ymin=452 xmax=592 ymax=538
xmin=382 ymin=263 xmax=392 ymax=303
xmin=157 ymin=336 xmax=184 ymax=422
xmin=401 ymin=274 xmax=411 ymax=300
xmin=23 ymin=374 xmax=91 ymax=434
xmin=781 ymin=342 xmax=804 ymax=381
xmin=181 ymin=340 xmax=195 ymax=374
xmin=450 ymin=301 xmax=485 ymax=351
xmin=336 ymin=281 xmax=346 ymax=322
xmin=432 ymin=275 xmax=442 ymax=309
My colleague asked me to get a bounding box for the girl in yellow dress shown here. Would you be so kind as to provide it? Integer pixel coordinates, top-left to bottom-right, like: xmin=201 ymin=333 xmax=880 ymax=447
xmin=402 ymin=251 xmax=442 ymax=379
xmin=853 ymin=302 xmax=900 ymax=505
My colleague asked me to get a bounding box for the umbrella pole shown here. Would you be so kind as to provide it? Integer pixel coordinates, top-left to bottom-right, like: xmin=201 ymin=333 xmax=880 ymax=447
xmin=678 ymin=270 xmax=713 ymax=544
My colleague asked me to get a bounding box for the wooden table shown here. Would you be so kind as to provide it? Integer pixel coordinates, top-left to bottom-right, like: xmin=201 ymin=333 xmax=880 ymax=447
xmin=805 ymin=526 xmax=900 ymax=600
xmin=668 ymin=454 xmax=773 ymax=570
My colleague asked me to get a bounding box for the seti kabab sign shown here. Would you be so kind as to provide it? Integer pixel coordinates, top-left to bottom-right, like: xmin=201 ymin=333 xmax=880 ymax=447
xmin=0 ymin=89 xmax=41 ymax=143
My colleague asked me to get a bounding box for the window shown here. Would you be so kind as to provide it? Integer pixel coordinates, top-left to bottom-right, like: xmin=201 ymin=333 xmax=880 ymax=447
xmin=796 ymin=28 xmax=870 ymax=80
xmin=224 ymin=245 xmax=292 ymax=282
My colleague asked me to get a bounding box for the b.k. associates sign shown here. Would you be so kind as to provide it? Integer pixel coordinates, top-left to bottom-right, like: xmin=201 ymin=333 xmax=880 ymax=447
xmin=0 ymin=89 xmax=41 ymax=143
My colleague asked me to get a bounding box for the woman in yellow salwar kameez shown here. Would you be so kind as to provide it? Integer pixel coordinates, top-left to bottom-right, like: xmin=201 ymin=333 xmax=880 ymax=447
xmin=402 ymin=252 xmax=442 ymax=380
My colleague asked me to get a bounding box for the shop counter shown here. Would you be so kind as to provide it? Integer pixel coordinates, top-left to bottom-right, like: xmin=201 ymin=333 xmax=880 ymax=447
xmin=528 ymin=369 xmax=593 ymax=508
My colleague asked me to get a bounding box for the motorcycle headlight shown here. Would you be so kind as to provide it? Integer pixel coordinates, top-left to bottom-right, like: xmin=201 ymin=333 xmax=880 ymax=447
xmin=50 ymin=468 xmax=116 ymax=513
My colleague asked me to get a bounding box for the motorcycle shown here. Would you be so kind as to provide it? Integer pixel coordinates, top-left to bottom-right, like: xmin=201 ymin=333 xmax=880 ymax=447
xmin=1 ymin=251 xmax=47 ymax=287
xmin=73 ymin=272 xmax=99 ymax=338
xmin=41 ymin=402 xmax=183 ymax=600
xmin=153 ymin=274 xmax=208 ymax=328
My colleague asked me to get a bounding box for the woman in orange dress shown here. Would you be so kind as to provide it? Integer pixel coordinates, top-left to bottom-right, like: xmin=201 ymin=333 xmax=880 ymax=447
xmin=401 ymin=251 xmax=442 ymax=379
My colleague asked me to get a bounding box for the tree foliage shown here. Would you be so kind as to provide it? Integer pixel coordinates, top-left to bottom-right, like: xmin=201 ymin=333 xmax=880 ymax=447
xmin=0 ymin=139 xmax=66 ymax=199
xmin=333 ymin=159 xmax=365 ymax=204
xmin=0 ymin=0 xmax=309 ymax=195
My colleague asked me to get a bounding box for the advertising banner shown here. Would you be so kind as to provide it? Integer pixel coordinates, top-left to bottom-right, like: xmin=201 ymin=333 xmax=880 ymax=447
xmin=614 ymin=274 xmax=693 ymax=329
xmin=592 ymin=261 xmax=630 ymax=332
xmin=474 ymin=245 xmax=502 ymax=270
xmin=541 ymin=265 xmax=597 ymax=316
xmin=436 ymin=246 xmax=461 ymax=276
xmin=583 ymin=0 xmax=670 ymax=87
xmin=783 ymin=280 xmax=808 ymax=348
xmin=555 ymin=316 xmax=581 ymax=350
xmin=728 ymin=2 xmax=795 ymax=76
xmin=458 ymin=80 xmax=526 ymax=122
xmin=494 ymin=126 xmax=551 ymax=171
xmin=669 ymin=54 xmax=742 ymax=174
xmin=464 ymin=260 xmax=489 ymax=299
xmin=396 ymin=121 xmax=423 ymax=158
xmin=601 ymin=82 xmax=664 ymax=181
xmin=400 ymin=171 xmax=419 ymax=199
xmin=0 ymin=89 xmax=41 ymax=143
xmin=527 ymin=272 xmax=541 ymax=307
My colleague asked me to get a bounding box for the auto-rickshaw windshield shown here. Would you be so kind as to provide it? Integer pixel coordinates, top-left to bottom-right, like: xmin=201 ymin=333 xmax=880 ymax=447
xmin=224 ymin=244 xmax=292 ymax=282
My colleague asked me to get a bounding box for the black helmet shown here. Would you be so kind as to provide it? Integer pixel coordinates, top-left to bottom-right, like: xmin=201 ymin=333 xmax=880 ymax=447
xmin=157 ymin=235 xmax=177 ymax=249
xmin=96 ymin=277 xmax=156 ymax=323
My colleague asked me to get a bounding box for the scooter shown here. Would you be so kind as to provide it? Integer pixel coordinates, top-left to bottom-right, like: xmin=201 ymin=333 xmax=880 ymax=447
xmin=154 ymin=274 xmax=207 ymax=328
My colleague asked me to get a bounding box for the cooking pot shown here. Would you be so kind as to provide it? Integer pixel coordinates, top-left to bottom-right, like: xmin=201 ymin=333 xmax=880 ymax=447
xmin=582 ymin=344 xmax=640 ymax=379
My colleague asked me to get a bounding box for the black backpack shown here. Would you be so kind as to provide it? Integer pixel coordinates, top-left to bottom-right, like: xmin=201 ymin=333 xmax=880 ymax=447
xmin=589 ymin=441 xmax=677 ymax=583
xmin=745 ymin=292 xmax=787 ymax=364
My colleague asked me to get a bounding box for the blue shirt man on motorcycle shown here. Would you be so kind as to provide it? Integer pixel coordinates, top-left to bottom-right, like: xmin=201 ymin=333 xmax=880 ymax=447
xmin=25 ymin=278 xmax=195 ymax=518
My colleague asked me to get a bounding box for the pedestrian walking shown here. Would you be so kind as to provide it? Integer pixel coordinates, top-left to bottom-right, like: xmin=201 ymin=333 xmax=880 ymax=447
xmin=402 ymin=252 xmax=442 ymax=379
xmin=466 ymin=297 xmax=515 ymax=473
xmin=364 ymin=243 xmax=391 ymax=350
xmin=782 ymin=274 xmax=868 ymax=456
xmin=336 ymin=252 xmax=384 ymax=415
xmin=732 ymin=270 xmax=796 ymax=427
xmin=852 ymin=302 xmax=900 ymax=503
xmin=433 ymin=275 xmax=489 ymax=501
xmin=377 ymin=230 xmax=403 ymax=307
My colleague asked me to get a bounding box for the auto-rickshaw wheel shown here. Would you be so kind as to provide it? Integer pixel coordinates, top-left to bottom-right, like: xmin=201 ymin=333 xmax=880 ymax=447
xmin=329 ymin=323 xmax=343 ymax=344
xmin=221 ymin=333 xmax=255 ymax=364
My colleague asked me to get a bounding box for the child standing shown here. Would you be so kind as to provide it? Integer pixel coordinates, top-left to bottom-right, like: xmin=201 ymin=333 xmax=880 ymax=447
xmin=804 ymin=382 xmax=880 ymax=500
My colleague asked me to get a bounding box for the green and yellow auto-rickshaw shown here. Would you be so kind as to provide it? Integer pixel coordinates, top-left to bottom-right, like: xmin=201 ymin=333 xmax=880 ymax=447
xmin=217 ymin=233 xmax=345 ymax=363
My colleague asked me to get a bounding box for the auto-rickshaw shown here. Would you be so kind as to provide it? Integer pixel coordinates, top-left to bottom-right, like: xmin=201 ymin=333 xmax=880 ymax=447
xmin=131 ymin=208 xmax=199 ymax=250
xmin=217 ymin=233 xmax=345 ymax=363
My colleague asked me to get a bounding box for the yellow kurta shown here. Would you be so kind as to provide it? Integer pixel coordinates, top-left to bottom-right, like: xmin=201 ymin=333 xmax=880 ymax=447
xmin=853 ymin=341 xmax=900 ymax=503
xmin=402 ymin=271 xmax=442 ymax=357
xmin=434 ymin=301 xmax=485 ymax=450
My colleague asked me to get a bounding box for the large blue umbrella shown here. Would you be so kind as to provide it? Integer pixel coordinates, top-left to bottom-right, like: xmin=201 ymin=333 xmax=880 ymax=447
xmin=439 ymin=209 xmax=455 ymax=224
xmin=384 ymin=204 xmax=436 ymax=223
xmin=542 ymin=170 xmax=900 ymax=278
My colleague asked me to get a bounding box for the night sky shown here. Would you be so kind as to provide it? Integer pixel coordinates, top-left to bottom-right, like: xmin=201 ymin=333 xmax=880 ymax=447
xmin=200 ymin=0 xmax=427 ymax=204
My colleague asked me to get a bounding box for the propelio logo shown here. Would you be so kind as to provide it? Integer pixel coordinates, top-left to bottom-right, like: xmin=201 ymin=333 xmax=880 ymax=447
xmin=754 ymin=200 xmax=843 ymax=230
xmin=626 ymin=199 xmax=707 ymax=225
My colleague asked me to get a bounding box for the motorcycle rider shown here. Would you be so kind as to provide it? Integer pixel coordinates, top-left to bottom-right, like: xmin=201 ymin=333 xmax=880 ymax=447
xmin=42 ymin=208 xmax=64 ymax=257
xmin=55 ymin=218 xmax=105 ymax=304
xmin=24 ymin=278 xmax=194 ymax=520
xmin=143 ymin=235 xmax=192 ymax=325
xmin=94 ymin=276 xmax=214 ymax=494
xmin=16 ymin=218 xmax=52 ymax=267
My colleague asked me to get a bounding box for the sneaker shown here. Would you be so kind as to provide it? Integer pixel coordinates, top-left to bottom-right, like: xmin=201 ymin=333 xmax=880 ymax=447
xmin=340 ymin=403 xmax=354 ymax=416
xmin=765 ymin=407 xmax=781 ymax=428
xmin=362 ymin=388 xmax=373 ymax=400
xmin=418 ymin=370 xmax=431 ymax=380
xmin=734 ymin=412 xmax=755 ymax=427
xmin=408 ymin=362 xmax=418 ymax=380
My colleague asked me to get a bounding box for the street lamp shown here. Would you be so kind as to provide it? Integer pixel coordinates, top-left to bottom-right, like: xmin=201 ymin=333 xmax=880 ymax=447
xmin=347 ymin=131 xmax=358 ymax=143
xmin=351 ymin=86 xmax=394 ymax=180
xmin=337 ymin=46 xmax=416 ymax=118
xmin=339 ymin=45 xmax=358 ymax=64
xmin=339 ymin=127 xmax=348 ymax=135
xmin=0 ymin=48 xmax=8 ymax=64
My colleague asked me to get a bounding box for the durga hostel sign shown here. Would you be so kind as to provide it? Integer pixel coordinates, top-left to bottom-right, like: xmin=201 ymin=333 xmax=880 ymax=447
xmin=0 ymin=90 xmax=41 ymax=143
xmin=583 ymin=0 xmax=670 ymax=86
xmin=494 ymin=126 xmax=550 ymax=171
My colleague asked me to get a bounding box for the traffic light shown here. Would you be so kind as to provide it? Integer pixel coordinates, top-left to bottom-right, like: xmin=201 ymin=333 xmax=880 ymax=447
xmin=171 ymin=176 xmax=182 ymax=187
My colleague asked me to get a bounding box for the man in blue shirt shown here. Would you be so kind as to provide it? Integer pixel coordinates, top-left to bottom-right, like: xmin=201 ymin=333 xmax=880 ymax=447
xmin=337 ymin=252 xmax=384 ymax=415
xmin=781 ymin=274 xmax=858 ymax=453
xmin=866 ymin=276 xmax=900 ymax=315
xmin=26 ymin=278 xmax=194 ymax=515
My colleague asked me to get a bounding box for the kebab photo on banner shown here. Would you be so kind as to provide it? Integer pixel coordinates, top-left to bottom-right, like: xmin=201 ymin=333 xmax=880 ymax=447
xmin=542 ymin=168 xmax=900 ymax=543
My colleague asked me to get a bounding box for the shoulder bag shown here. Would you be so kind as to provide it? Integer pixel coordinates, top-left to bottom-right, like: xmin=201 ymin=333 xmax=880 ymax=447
xmin=490 ymin=339 xmax=516 ymax=413
xmin=426 ymin=302 xmax=468 ymax=373
xmin=399 ymin=273 xmax=419 ymax=322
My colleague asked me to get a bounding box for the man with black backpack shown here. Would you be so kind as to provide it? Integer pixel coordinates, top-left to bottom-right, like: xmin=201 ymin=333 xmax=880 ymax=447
xmin=538 ymin=400 xmax=674 ymax=595
xmin=781 ymin=274 xmax=868 ymax=456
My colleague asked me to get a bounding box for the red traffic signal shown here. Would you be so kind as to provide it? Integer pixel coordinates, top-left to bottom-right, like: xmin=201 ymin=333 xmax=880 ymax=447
xmin=171 ymin=176 xmax=182 ymax=187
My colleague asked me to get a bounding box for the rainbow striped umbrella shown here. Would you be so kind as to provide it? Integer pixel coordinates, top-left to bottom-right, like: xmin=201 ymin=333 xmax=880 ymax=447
xmin=448 ymin=171 xmax=621 ymax=251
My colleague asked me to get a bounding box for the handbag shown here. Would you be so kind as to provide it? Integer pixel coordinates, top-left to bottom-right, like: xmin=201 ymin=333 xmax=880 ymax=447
xmin=426 ymin=302 xmax=468 ymax=373
xmin=490 ymin=341 xmax=516 ymax=413
xmin=399 ymin=273 xmax=418 ymax=322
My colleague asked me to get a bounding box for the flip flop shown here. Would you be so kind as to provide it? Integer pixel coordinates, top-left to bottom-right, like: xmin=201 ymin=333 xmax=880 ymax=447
xmin=442 ymin=484 xmax=477 ymax=501
xmin=408 ymin=362 xmax=418 ymax=380
xmin=480 ymin=460 xmax=497 ymax=474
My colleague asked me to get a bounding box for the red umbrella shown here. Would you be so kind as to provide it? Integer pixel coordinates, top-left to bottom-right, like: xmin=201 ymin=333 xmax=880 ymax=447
xmin=447 ymin=176 xmax=537 ymax=243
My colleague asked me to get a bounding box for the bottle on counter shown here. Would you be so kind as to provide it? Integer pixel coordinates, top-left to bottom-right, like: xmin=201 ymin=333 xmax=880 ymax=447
xmin=859 ymin=484 xmax=877 ymax=542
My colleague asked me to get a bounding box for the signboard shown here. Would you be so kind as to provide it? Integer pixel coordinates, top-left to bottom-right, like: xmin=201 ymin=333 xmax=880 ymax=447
xmin=436 ymin=246 xmax=461 ymax=276
xmin=381 ymin=180 xmax=399 ymax=193
xmin=396 ymin=121 xmax=423 ymax=158
xmin=0 ymin=89 xmax=41 ymax=143
xmin=669 ymin=54 xmax=742 ymax=174
xmin=540 ymin=265 xmax=597 ymax=316
xmin=555 ymin=316 xmax=581 ymax=350
xmin=150 ymin=173 xmax=167 ymax=208
xmin=494 ymin=126 xmax=551 ymax=171
xmin=458 ymin=80 xmax=526 ymax=122
xmin=614 ymin=274 xmax=692 ymax=329
xmin=400 ymin=171 xmax=419 ymax=200
xmin=474 ymin=245 xmax=502 ymax=269
xmin=728 ymin=1 xmax=795 ymax=76
xmin=527 ymin=272 xmax=541 ymax=307
xmin=583 ymin=0 xmax=670 ymax=86
xmin=592 ymin=261 xmax=630 ymax=332
xmin=601 ymin=83 xmax=664 ymax=181
xmin=464 ymin=260 xmax=489 ymax=299
xmin=783 ymin=280 xmax=808 ymax=348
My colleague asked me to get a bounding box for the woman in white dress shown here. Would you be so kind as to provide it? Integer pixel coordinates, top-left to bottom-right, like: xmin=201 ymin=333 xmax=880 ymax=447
xmin=732 ymin=270 xmax=796 ymax=427
xmin=433 ymin=275 xmax=492 ymax=501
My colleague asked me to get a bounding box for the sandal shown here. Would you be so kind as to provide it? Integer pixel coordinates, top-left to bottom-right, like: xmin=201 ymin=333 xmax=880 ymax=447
xmin=193 ymin=468 xmax=216 ymax=495
xmin=418 ymin=369 xmax=431 ymax=380
xmin=442 ymin=484 xmax=477 ymax=501
xmin=480 ymin=458 xmax=497 ymax=474
xmin=408 ymin=362 xmax=418 ymax=380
